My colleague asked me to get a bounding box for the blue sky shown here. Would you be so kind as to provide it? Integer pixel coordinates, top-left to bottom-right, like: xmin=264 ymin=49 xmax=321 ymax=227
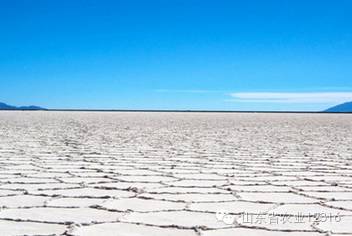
xmin=0 ymin=0 xmax=351 ymax=111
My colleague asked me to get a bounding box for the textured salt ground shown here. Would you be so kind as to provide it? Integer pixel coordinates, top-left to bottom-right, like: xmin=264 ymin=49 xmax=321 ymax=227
xmin=0 ymin=111 xmax=352 ymax=236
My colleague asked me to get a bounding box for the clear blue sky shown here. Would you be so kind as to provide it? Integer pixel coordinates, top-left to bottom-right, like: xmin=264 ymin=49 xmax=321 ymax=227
xmin=1 ymin=0 xmax=351 ymax=111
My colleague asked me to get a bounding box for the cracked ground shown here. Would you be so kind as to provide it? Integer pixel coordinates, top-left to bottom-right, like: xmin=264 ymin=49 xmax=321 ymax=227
xmin=0 ymin=111 xmax=352 ymax=236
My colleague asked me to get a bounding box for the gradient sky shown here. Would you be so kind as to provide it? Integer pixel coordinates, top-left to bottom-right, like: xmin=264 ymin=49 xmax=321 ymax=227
xmin=1 ymin=0 xmax=351 ymax=111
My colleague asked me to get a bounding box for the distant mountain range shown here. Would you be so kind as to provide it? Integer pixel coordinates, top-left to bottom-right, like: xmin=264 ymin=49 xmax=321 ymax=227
xmin=1 ymin=101 xmax=351 ymax=112
xmin=324 ymin=102 xmax=352 ymax=113
xmin=0 ymin=102 xmax=46 ymax=110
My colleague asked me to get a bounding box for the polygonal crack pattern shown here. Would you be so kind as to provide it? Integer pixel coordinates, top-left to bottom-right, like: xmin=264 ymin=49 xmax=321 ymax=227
xmin=0 ymin=111 xmax=351 ymax=236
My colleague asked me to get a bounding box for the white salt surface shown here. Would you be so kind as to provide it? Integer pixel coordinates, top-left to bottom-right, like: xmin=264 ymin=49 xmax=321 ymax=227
xmin=0 ymin=111 xmax=351 ymax=235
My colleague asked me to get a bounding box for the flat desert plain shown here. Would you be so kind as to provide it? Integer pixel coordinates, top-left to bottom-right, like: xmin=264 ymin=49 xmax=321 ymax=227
xmin=0 ymin=111 xmax=352 ymax=236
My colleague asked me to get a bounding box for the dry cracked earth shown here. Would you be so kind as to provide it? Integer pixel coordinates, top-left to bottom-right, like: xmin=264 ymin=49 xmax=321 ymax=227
xmin=0 ymin=111 xmax=352 ymax=236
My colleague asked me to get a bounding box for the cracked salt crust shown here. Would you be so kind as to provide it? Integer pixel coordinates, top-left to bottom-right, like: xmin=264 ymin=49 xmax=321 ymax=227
xmin=0 ymin=207 xmax=124 ymax=224
xmin=0 ymin=195 xmax=50 ymax=208
xmin=201 ymin=228 xmax=325 ymax=236
xmin=188 ymin=201 xmax=276 ymax=213
xmin=46 ymin=197 xmax=107 ymax=207
xmin=29 ymin=187 xmax=135 ymax=198
xmin=315 ymin=216 xmax=352 ymax=234
xmin=121 ymin=210 xmax=227 ymax=229
xmin=101 ymin=197 xmax=186 ymax=212
xmin=0 ymin=220 xmax=66 ymax=235
xmin=70 ymin=222 xmax=198 ymax=236
xmin=139 ymin=192 xmax=238 ymax=202
xmin=237 ymin=192 xmax=319 ymax=203
xmin=0 ymin=111 xmax=352 ymax=235
xmin=268 ymin=203 xmax=352 ymax=216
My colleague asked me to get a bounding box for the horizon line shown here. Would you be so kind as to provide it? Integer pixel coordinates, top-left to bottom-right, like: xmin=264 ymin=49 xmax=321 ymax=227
xmin=1 ymin=108 xmax=351 ymax=114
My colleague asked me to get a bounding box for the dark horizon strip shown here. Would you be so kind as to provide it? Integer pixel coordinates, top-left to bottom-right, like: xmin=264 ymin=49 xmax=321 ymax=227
xmin=0 ymin=109 xmax=351 ymax=114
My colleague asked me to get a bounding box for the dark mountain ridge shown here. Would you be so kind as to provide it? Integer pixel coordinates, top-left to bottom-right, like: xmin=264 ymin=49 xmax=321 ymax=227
xmin=324 ymin=102 xmax=352 ymax=112
xmin=0 ymin=102 xmax=46 ymax=110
